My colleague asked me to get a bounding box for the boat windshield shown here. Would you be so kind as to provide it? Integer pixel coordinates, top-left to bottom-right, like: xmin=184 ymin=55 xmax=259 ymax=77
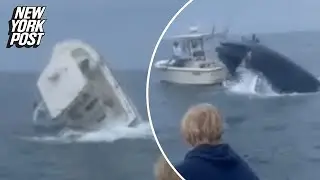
xmin=189 ymin=38 xmax=205 ymax=60
xmin=171 ymin=36 xmax=207 ymax=61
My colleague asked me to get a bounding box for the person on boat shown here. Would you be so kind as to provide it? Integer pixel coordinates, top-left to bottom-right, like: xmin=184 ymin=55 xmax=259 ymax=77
xmin=174 ymin=103 xmax=260 ymax=180
xmin=172 ymin=41 xmax=184 ymax=60
xmin=191 ymin=40 xmax=205 ymax=60
xmin=154 ymin=155 xmax=181 ymax=180
xmin=252 ymin=34 xmax=260 ymax=43
xmin=171 ymin=41 xmax=187 ymax=67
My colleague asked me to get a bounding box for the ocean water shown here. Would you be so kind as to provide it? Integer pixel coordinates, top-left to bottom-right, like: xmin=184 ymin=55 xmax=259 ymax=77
xmin=0 ymin=70 xmax=156 ymax=180
xmin=149 ymin=31 xmax=320 ymax=180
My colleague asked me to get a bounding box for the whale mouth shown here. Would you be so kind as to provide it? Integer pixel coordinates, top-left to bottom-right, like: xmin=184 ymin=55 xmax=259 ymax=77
xmin=215 ymin=41 xmax=251 ymax=75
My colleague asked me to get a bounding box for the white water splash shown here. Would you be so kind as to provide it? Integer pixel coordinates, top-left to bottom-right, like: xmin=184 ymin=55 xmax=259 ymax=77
xmin=24 ymin=121 xmax=152 ymax=143
xmin=32 ymin=101 xmax=46 ymax=124
xmin=224 ymin=70 xmax=278 ymax=97
xmin=76 ymin=122 xmax=152 ymax=142
xmin=32 ymin=101 xmax=63 ymax=127
xmin=27 ymin=103 xmax=153 ymax=143
xmin=224 ymin=70 xmax=320 ymax=98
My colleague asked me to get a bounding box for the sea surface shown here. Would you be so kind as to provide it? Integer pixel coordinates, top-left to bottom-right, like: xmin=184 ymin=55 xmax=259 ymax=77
xmin=149 ymin=31 xmax=320 ymax=180
xmin=0 ymin=70 xmax=160 ymax=180
xmin=0 ymin=70 xmax=157 ymax=180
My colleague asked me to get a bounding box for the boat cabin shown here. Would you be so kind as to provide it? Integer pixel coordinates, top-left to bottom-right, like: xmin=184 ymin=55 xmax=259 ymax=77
xmin=169 ymin=28 xmax=214 ymax=62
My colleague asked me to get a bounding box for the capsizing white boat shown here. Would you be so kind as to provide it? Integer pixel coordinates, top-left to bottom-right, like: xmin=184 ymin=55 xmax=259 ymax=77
xmin=35 ymin=39 xmax=141 ymax=130
xmin=154 ymin=26 xmax=229 ymax=85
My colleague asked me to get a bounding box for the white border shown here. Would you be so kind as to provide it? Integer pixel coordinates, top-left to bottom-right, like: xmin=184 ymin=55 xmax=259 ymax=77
xmin=146 ymin=0 xmax=193 ymax=180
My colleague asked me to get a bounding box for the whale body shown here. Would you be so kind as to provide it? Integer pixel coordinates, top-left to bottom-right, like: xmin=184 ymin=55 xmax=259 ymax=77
xmin=215 ymin=40 xmax=320 ymax=93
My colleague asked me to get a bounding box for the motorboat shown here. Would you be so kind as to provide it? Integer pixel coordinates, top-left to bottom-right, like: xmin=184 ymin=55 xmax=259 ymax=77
xmin=35 ymin=39 xmax=141 ymax=130
xmin=154 ymin=26 xmax=229 ymax=85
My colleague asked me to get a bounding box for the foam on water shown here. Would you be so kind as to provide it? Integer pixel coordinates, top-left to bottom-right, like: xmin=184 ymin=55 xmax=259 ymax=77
xmin=26 ymin=105 xmax=153 ymax=143
xmin=76 ymin=122 xmax=152 ymax=142
xmin=224 ymin=70 xmax=320 ymax=98
xmin=24 ymin=120 xmax=153 ymax=144
xmin=32 ymin=101 xmax=46 ymax=124
xmin=224 ymin=70 xmax=279 ymax=97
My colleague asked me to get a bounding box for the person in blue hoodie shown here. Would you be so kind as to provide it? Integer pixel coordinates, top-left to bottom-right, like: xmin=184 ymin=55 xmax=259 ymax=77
xmin=175 ymin=103 xmax=260 ymax=180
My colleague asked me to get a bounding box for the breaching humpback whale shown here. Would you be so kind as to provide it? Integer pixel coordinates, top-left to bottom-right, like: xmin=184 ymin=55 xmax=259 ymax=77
xmin=215 ymin=38 xmax=320 ymax=93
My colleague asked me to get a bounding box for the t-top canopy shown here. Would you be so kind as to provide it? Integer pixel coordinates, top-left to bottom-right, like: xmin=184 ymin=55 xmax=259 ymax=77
xmin=167 ymin=32 xmax=213 ymax=41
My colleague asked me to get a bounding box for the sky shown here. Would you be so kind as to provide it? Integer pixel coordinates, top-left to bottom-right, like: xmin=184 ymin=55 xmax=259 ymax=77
xmin=1 ymin=0 xmax=320 ymax=71
xmin=167 ymin=0 xmax=320 ymax=35
xmin=0 ymin=0 xmax=186 ymax=72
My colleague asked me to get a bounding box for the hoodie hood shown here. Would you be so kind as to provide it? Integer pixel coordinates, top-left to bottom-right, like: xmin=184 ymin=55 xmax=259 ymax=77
xmin=184 ymin=144 xmax=242 ymax=169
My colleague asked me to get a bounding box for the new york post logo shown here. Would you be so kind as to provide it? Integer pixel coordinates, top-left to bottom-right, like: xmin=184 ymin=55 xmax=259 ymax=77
xmin=6 ymin=6 xmax=46 ymax=48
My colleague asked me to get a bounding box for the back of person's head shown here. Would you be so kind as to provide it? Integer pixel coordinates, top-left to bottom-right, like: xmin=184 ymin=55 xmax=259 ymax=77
xmin=181 ymin=103 xmax=223 ymax=146
xmin=154 ymin=155 xmax=181 ymax=180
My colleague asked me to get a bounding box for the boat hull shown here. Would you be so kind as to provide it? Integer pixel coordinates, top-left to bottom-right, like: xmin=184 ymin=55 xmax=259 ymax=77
xmin=36 ymin=39 xmax=141 ymax=130
xmin=154 ymin=60 xmax=228 ymax=85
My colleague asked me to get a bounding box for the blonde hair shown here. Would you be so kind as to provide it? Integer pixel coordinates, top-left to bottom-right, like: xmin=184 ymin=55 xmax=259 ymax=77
xmin=181 ymin=103 xmax=223 ymax=146
xmin=154 ymin=155 xmax=181 ymax=180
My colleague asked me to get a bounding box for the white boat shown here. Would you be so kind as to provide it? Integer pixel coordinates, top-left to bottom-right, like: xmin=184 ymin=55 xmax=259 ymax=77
xmin=36 ymin=39 xmax=141 ymax=130
xmin=154 ymin=26 xmax=229 ymax=85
